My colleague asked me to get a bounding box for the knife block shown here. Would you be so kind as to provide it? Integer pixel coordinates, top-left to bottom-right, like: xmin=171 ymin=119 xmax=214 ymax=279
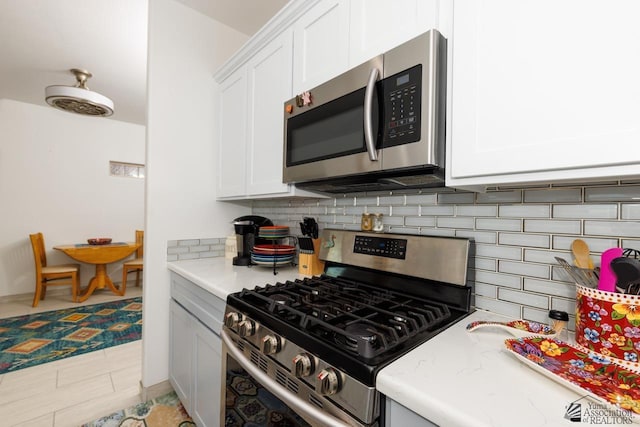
xmin=298 ymin=238 xmax=324 ymax=276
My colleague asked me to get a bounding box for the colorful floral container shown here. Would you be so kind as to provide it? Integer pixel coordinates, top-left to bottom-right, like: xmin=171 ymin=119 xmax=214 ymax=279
xmin=575 ymin=284 xmax=640 ymax=370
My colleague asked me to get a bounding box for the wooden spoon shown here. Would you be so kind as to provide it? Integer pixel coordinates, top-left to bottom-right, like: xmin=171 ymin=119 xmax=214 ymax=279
xmin=571 ymin=239 xmax=594 ymax=269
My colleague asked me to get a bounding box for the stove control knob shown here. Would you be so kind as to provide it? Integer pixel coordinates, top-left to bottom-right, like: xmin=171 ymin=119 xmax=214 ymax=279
xmin=261 ymin=335 xmax=281 ymax=355
xmin=238 ymin=319 xmax=256 ymax=337
xmin=316 ymin=368 xmax=340 ymax=396
xmin=292 ymin=353 xmax=315 ymax=378
xmin=224 ymin=312 xmax=242 ymax=329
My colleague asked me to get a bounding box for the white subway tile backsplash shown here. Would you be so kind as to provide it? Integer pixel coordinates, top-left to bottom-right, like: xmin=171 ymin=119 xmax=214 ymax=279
xmin=498 ymin=288 xmax=549 ymax=309
xmin=178 ymin=239 xmax=199 ymax=246
xmin=476 ymin=191 xmax=522 ymax=204
xmin=585 ymin=185 xmax=640 ymax=202
xmin=335 ymin=197 xmax=355 ymax=206
xmin=584 ymin=220 xmax=640 ymax=238
xmin=621 ymin=239 xmax=640 ymax=250
xmin=621 ymin=204 xmax=640 ymax=220
xmin=378 ymin=195 xmax=405 ymax=205
xmin=475 ymin=295 xmax=521 ymax=318
xmin=476 ymin=218 xmax=522 ymax=232
xmin=498 ymin=204 xmax=550 ymax=218
xmin=474 ymin=258 xmax=497 ymax=271
xmin=405 ymin=216 xmax=436 ymax=227
xmin=523 ymin=278 xmax=575 ymax=299
xmin=437 ymin=217 xmax=475 ymax=229
xmin=355 ymin=196 xmax=378 ymax=206
xmin=553 ymin=204 xmax=618 ymax=219
xmin=390 ymin=205 xmax=420 ymax=216
xmin=405 ymin=193 xmax=437 ymax=205
xmin=524 ymin=188 xmax=582 ymax=203
xmin=438 ymin=192 xmax=475 ymax=204
xmin=522 ymin=307 xmax=550 ymax=325
xmin=456 ymin=205 xmax=497 ymax=217
xmin=455 ymin=230 xmax=497 ymax=244
xmin=524 ymin=219 xmax=581 ymax=234
xmin=474 ymin=282 xmax=497 ymax=298
xmin=421 ymin=228 xmax=456 ymax=237
xmin=248 ymin=182 xmax=639 ymax=323
xmin=550 ymin=297 xmax=575 ymax=314
xmin=523 ymin=249 xmax=573 ymax=264
xmin=420 ymin=205 xmax=455 ymax=216
xmin=389 ymin=226 xmax=421 ymax=235
xmin=498 ymin=233 xmax=549 ymax=248
xmin=475 ymin=270 xmax=521 ymax=289
xmin=499 ymin=260 xmax=549 ymax=279
xmin=344 ymin=206 xmax=365 ymax=215
xmin=475 ymin=244 xmax=521 ymax=260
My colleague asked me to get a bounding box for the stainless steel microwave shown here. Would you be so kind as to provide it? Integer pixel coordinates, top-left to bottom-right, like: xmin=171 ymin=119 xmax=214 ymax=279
xmin=283 ymin=29 xmax=447 ymax=193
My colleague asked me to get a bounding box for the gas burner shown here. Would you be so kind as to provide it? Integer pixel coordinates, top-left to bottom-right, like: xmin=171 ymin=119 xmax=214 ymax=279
xmin=335 ymin=322 xmax=383 ymax=357
xmin=346 ymin=322 xmax=379 ymax=342
xmin=268 ymin=293 xmax=292 ymax=305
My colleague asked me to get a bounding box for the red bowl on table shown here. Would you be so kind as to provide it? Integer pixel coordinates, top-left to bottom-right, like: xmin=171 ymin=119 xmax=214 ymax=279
xmin=87 ymin=238 xmax=112 ymax=245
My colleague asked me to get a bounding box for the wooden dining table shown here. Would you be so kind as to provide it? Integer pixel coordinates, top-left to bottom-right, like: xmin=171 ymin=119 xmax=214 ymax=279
xmin=54 ymin=242 xmax=140 ymax=302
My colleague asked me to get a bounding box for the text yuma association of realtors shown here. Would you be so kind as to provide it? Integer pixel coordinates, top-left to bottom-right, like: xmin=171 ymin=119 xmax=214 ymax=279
xmin=582 ymin=402 xmax=634 ymax=424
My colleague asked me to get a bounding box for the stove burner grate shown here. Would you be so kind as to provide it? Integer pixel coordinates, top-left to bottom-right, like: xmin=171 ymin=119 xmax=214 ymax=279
xmin=237 ymin=275 xmax=454 ymax=359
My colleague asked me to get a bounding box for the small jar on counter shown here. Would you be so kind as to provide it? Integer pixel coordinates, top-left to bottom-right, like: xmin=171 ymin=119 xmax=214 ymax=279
xmin=373 ymin=213 xmax=384 ymax=232
xmin=361 ymin=213 xmax=373 ymax=231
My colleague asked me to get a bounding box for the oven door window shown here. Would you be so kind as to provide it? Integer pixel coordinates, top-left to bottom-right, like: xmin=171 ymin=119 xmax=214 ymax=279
xmin=286 ymin=87 xmax=380 ymax=167
xmin=225 ymin=353 xmax=311 ymax=427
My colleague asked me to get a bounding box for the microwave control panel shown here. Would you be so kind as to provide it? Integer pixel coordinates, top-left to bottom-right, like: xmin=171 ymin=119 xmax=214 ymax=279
xmin=382 ymin=64 xmax=422 ymax=148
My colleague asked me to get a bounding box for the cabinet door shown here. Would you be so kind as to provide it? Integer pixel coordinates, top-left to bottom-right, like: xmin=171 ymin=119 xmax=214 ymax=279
xmin=217 ymin=68 xmax=248 ymax=198
xmin=246 ymin=31 xmax=293 ymax=196
xmin=169 ymin=300 xmax=193 ymax=412
xmin=192 ymin=318 xmax=222 ymax=427
xmin=448 ymin=0 xmax=640 ymax=188
xmin=292 ymin=0 xmax=350 ymax=94
xmin=349 ymin=0 xmax=438 ymax=67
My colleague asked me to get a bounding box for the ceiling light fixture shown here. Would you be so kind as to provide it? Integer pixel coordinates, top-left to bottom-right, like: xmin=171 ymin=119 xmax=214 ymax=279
xmin=45 ymin=68 xmax=114 ymax=117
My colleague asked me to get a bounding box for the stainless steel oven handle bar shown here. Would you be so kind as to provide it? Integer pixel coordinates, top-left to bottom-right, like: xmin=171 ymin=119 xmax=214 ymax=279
xmin=363 ymin=68 xmax=379 ymax=162
xmin=222 ymin=330 xmax=352 ymax=427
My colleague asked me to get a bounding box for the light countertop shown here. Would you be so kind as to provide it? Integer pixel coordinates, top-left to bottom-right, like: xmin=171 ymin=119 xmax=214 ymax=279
xmin=167 ymin=257 xmax=308 ymax=300
xmin=377 ymin=309 xmax=591 ymax=427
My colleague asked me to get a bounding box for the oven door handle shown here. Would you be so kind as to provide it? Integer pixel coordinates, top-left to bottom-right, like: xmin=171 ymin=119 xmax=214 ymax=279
xmin=222 ymin=330 xmax=352 ymax=427
xmin=363 ymin=67 xmax=379 ymax=162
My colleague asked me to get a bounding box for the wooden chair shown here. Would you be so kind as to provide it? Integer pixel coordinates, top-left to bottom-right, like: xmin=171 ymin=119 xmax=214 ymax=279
xmin=29 ymin=232 xmax=80 ymax=307
xmin=121 ymin=230 xmax=144 ymax=294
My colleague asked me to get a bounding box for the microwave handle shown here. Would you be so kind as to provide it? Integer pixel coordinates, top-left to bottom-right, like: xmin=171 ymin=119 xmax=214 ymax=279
xmin=221 ymin=330 xmax=351 ymax=427
xmin=363 ymin=68 xmax=379 ymax=161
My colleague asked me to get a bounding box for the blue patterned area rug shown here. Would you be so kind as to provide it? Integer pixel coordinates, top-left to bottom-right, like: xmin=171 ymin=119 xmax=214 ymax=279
xmin=0 ymin=297 xmax=142 ymax=374
xmin=82 ymin=391 xmax=194 ymax=427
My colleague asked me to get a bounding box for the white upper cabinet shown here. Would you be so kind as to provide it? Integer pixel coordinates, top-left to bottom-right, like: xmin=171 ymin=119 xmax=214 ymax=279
xmin=217 ymin=68 xmax=247 ymax=198
xmin=447 ymin=0 xmax=640 ymax=190
xmin=246 ymin=31 xmax=293 ymax=196
xmin=292 ymin=0 xmax=350 ymax=94
xmin=349 ymin=0 xmax=439 ymax=67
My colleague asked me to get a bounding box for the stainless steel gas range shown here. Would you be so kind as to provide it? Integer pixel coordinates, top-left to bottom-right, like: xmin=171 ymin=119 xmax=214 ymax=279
xmin=221 ymin=229 xmax=472 ymax=426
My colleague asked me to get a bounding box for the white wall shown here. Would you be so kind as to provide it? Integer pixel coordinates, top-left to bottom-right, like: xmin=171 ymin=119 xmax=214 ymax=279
xmin=144 ymin=0 xmax=249 ymax=387
xmin=0 ymin=99 xmax=145 ymax=297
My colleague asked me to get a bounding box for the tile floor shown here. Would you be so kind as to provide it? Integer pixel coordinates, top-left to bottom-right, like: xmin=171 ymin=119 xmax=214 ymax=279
xmin=0 ymin=287 xmax=144 ymax=427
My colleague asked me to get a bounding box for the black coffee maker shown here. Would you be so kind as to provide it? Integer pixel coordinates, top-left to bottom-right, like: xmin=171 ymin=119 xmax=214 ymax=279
xmin=232 ymin=215 xmax=273 ymax=266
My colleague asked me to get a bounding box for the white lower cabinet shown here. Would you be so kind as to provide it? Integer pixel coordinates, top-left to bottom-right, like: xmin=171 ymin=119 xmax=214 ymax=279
xmin=385 ymin=398 xmax=438 ymax=427
xmin=169 ymin=273 xmax=225 ymax=427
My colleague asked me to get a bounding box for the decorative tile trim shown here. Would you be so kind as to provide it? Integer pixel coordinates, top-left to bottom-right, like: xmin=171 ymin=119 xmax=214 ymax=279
xmin=166 ymin=237 xmax=225 ymax=261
